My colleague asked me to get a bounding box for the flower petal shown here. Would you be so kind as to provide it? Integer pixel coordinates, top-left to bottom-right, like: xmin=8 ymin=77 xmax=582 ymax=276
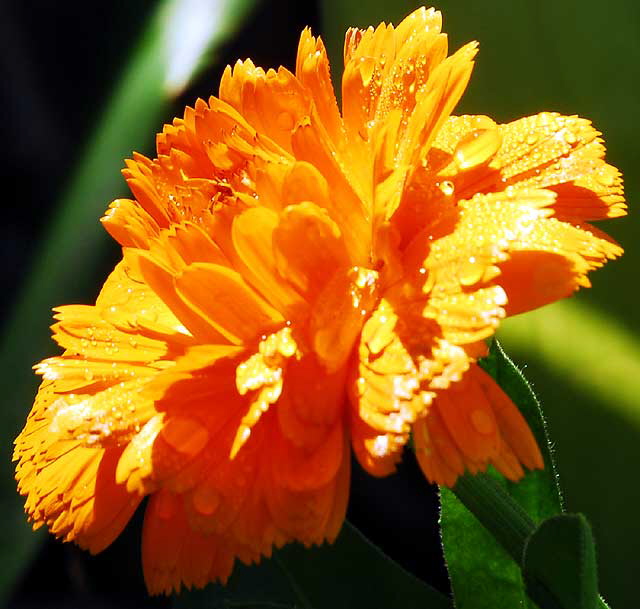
xmin=414 ymin=364 xmax=542 ymax=486
xmin=142 ymin=491 xmax=236 ymax=594
xmin=272 ymin=201 xmax=350 ymax=300
xmin=231 ymin=206 xmax=307 ymax=315
xmin=220 ymin=59 xmax=311 ymax=153
xmin=296 ymin=29 xmax=344 ymax=147
xmin=348 ymin=300 xmax=429 ymax=476
xmin=291 ymin=115 xmax=370 ymax=262
xmin=175 ymin=262 xmax=284 ymax=344
xmin=101 ymin=198 xmax=161 ymax=248
xmin=14 ymin=383 xmax=141 ymax=553
xmin=51 ymin=304 xmax=170 ymax=362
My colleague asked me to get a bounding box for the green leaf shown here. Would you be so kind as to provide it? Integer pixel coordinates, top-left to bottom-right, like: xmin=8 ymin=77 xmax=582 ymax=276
xmin=174 ymin=522 xmax=453 ymax=609
xmin=441 ymin=343 xmax=612 ymax=608
xmin=440 ymin=483 xmax=529 ymax=609
xmin=479 ymin=340 xmax=563 ymax=521
xmin=0 ymin=0 xmax=256 ymax=601
xmin=440 ymin=341 xmax=564 ymax=608
xmin=522 ymin=514 xmax=599 ymax=609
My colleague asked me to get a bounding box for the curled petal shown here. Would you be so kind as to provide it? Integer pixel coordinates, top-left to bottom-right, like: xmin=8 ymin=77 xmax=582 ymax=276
xmin=14 ymin=383 xmax=141 ymax=553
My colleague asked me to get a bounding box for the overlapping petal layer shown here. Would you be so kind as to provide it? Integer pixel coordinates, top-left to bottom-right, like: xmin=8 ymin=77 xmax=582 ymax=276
xmin=15 ymin=6 xmax=624 ymax=594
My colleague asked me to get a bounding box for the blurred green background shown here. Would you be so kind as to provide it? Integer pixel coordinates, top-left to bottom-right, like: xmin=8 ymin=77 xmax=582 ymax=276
xmin=1 ymin=0 xmax=637 ymax=607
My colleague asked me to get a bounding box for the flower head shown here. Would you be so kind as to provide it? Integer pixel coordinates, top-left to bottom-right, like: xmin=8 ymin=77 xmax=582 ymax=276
xmin=15 ymin=6 xmax=625 ymax=594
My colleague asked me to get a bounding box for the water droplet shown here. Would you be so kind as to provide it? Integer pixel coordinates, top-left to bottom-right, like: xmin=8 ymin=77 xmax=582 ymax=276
xmin=453 ymin=126 xmax=502 ymax=171
xmin=276 ymin=111 xmax=295 ymax=131
xmin=162 ymin=417 xmax=209 ymax=457
xmin=192 ymin=485 xmax=220 ymax=516
xmin=438 ymin=180 xmax=455 ymax=196
xmin=563 ymin=130 xmax=577 ymax=145
xmin=526 ymin=132 xmax=539 ymax=145
xmin=470 ymin=409 xmax=494 ymax=435
xmin=84 ymin=368 xmax=94 ymax=382
xmin=359 ymin=56 xmax=377 ymax=87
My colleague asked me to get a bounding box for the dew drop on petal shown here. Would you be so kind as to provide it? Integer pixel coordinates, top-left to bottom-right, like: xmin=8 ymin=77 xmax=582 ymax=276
xmin=192 ymin=485 xmax=220 ymax=516
xmin=359 ymin=56 xmax=377 ymax=87
xmin=276 ymin=111 xmax=295 ymax=131
xmin=162 ymin=417 xmax=209 ymax=457
xmin=470 ymin=409 xmax=494 ymax=435
xmin=453 ymin=126 xmax=502 ymax=171
xmin=438 ymin=180 xmax=455 ymax=196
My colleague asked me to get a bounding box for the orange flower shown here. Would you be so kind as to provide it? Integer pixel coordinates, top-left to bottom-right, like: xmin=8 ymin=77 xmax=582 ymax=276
xmin=15 ymin=6 xmax=625 ymax=594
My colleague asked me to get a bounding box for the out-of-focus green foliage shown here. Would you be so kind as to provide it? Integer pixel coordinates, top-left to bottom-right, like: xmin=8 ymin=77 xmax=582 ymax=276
xmin=0 ymin=0 xmax=255 ymax=601
xmin=321 ymin=2 xmax=639 ymax=606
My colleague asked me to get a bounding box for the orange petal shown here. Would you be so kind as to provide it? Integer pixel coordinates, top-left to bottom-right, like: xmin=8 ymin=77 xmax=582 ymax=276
xmin=45 ymin=377 xmax=156 ymax=447
xmin=413 ymin=364 xmax=543 ymax=486
xmin=434 ymin=372 xmax=501 ymax=464
xmin=496 ymin=218 xmax=623 ymax=316
xmin=310 ymin=266 xmax=379 ymax=372
xmin=291 ymin=115 xmax=369 ymax=262
xmin=231 ymin=327 xmax=298 ymax=458
xmin=473 ymin=367 xmax=543 ymax=471
xmin=416 ymin=189 xmax=560 ymax=343
xmin=496 ymin=113 xmax=626 ymax=221
xmin=296 ymin=29 xmax=344 ymax=148
xmin=175 ymin=262 xmax=284 ymax=345
xmin=142 ymin=491 xmax=235 ymax=594
xmin=101 ymin=198 xmax=160 ymax=248
xmin=14 ymin=382 xmax=141 ymax=553
xmin=413 ymin=407 xmax=465 ymax=487
xmin=342 ymin=7 xmax=445 ymax=143
xmin=348 ymin=300 xmax=428 ymax=475
xmin=273 ymin=201 xmax=350 ymax=299
xmin=272 ymin=421 xmax=344 ymax=492
xmin=276 ymin=353 xmax=346 ymax=448
xmin=221 ymin=60 xmax=311 ymax=153
xmin=116 ymin=414 xmax=164 ymax=494
xmin=133 ymin=251 xmax=226 ymax=343
xmin=265 ymin=423 xmax=348 ymax=545
xmin=231 ymin=207 xmax=306 ymax=316
xmin=51 ymin=304 xmax=170 ymax=362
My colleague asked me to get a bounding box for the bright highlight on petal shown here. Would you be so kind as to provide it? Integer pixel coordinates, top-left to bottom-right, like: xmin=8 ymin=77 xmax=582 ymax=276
xmin=14 ymin=6 xmax=625 ymax=594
